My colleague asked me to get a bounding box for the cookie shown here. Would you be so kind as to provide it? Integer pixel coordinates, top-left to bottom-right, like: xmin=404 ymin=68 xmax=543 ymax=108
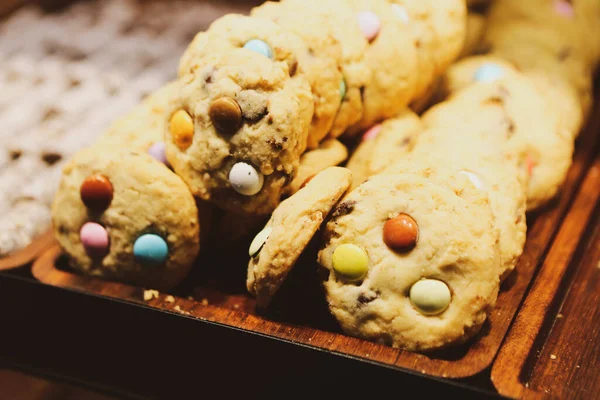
xmin=95 ymin=82 xmax=178 ymax=164
xmin=459 ymin=12 xmax=487 ymax=59
xmin=51 ymin=147 xmax=200 ymax=291
xmin=389 ymin=151 xmax=526 ymax=281
xmin=342 ymin=0 xmax=419 ymax=133
xmin=253 ymin=0 xmax=370 ymax=138
xmin=318 ymin=171 xmax=500 ymax=351
xmin=286 ymin=139 xmax=348 ymax=196
xmin=167 ymin=48 xmax=313 ymax=215
xmin=179 ymin=14 xmax=342 ymax=149
xmin=438 ymin=56 xmax=583 ymax=137
xmin=346 ymin=109 xmax=423 ymax=190
xmin=424 ymin=73 xmax=574 ymax=210
xmin=247 ymin=166 xmax=352 ymax=308
xmin=386 ymin=0 xmax=437 ymax=104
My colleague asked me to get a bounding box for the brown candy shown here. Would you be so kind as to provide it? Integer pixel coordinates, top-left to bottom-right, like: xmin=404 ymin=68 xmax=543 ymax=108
xmin=209 ymin=97 xmax=242 ymax=135
xmin=80 ymin=174 xmax=113 ymax=210
xmin=383 ymin=213 xmax=418 ymax=251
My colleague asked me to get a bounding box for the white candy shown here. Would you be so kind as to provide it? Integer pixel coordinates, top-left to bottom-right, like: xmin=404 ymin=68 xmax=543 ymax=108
xmin=459 ymin=170 xmax=486 ymax=190
xmin=410 ymin=279 xmax=451 ymax=316
xmin=229 ymin=162 xmax=264 ymax=196
xmin=249 ymin=226 xmax=272 ymax=257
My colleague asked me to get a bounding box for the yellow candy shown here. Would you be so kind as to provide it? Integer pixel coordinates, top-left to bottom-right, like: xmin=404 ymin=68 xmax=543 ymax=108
xmin=332 ymin=244 xmax=369 ymax=281
xmin=409 ymin=279 xmax=451 ymax=316
xmin=170 ymin=109 xmax=194 ymax=150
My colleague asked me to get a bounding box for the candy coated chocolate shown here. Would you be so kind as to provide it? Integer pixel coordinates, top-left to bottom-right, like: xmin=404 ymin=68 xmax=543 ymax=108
xmin=80 ymin=174 xmax=113 ymax=210
xmin=383 ymin=214 xmax=418 ymax=251
xmin=243 ymin=39 xmax=273 ymax=59
xmin=249 ymin=226 xmax=272 ymax=257
xmin=133 ymin=234 xmax=169 ymax=266
xmin=332 ymin=243 xmax=369 ymax=281
xmin=473 ymin=64 xmax=504 ymax=83
xmin=209 ymin=97 xmax=243 ymax=135
xmin=170 ymin=109 xmax=194 ymax=150
xmin=357 ymin=11 xmax=381 ymax=42
xmin=409 ymin=279 xmax=451 ymax=315
xmin=80 ymin=222 xmax=109 ymax=258
xmin=229 ymin=162 xmax=264 ymax=196
xmin=147 ymin=142 xmax=169 ymax=166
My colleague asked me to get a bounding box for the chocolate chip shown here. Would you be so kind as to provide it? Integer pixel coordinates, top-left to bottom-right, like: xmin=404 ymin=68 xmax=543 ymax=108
xmin=267 ymin=138 xmax=284 ymax=151
xmin=331 ymin=201 xmax=356 ymax=219
xmin=288 ymin=58 xmax=298 ymax=77
xmin=358 ymin=291 xmax=378 ymax=304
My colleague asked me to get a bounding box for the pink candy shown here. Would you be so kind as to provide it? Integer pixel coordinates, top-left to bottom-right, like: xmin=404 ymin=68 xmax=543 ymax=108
xmin=80 ymin=222 xmax=109 ymax=258
xmin=554 ymin=0 xmax=574 ymax=18
xmin=357 ymin=11 xmax=381 ymax=42
xmin=362 ymin=124 xmax=382 ymax=141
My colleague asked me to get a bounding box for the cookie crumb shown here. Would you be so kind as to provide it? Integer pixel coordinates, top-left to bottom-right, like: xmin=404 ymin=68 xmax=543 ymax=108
xmin=233 ymin=304 xmax=240 ymax=310
xmin=187 ymin=296 xmax=194 ymax=300
xmin=174 ymin=305 xmax=191 ymax=315
xmin=143 ymin=289 xmax=159 ymax=301
xmin=165 ymin=295 xmax=175 ymax=303
xmin=550 ymin=354 xmax=557 ymax=360
xmin=201 ymin=298 xmax=209 ymax=306
xmin=557 ymin=313 xmax=563 ymax=319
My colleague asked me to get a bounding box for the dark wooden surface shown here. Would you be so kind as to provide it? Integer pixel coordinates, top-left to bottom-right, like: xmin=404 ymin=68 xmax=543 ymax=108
xmin=0 ymin=230 xmax=54 ymax=271
xmin=0 ymin=370 xmax=117 ymax=400
xmin=492 ymin=156 xmax=600 ymax=399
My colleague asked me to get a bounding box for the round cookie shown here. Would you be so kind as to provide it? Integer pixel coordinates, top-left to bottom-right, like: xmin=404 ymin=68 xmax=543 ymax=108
xmin=346 ymin=109 xmax=423 ymax=190
xmin=179 ymin=14 xmax=342 ymax=149
xmin=318 ymin=171 xmax=500 ymax=351
xmin=168 ymin=48 xmax=313 ymax=215
xmin=95 ymin=82 xmax=179 ymax=164
xmin=427 ymin=73 xmax=574 ymax=210
xmin=51 ymin=147 xmax=200 ymax=291
xmin=438 ymin=55 xmax=583 ymax=137
xmin=286 ymin=139 xmax=348 ymax=196
xmin=253 ymin=0 xmax=371 ymax=138
xmin=247 ymin=166 xmax=352 ymax=309
xmin=387 ymin=153 xmax=526 ymax=281
xmin=343 ymin=0 xmax=419 ymax=133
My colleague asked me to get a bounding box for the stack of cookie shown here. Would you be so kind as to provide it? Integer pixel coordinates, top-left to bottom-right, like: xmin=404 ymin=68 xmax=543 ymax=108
xmin=52 ymin=0 xmax=466 ymax=290
xmin=50 ymin=0 xmax=599 ymax=352
xmin=306 ymin=0 xmax=599 ymax=350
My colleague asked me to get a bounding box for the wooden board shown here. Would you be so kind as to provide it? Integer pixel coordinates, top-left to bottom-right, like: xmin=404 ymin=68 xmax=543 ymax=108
xmin=29 ymin=89 xmax=600 ymax=382
xmin=492 ymin=156 xmax=600 ymax=398
xmin=0 ymin=230 xmax=54 ymax=271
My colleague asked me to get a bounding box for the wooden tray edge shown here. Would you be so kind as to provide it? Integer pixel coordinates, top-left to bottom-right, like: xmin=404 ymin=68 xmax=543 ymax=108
xmin=0 ymin=230 xmax=55 ymax=271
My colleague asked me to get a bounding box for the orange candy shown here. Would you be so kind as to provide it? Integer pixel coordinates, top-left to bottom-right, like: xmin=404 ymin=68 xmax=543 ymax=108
xmin=383 ymin=213 xmax=418 ymax=251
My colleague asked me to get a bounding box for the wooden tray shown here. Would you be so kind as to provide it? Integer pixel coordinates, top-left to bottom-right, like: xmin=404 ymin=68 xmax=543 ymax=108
xmin=0 ymin=230 xmax=54 ymax=271
xmin=27 ymin=85 xmax=600 ymax=387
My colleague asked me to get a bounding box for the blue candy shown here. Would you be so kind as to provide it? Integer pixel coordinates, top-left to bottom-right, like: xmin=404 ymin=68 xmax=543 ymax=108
xmin=473 ymin=64 xmax=504 ymax=83
xmin=243 ymin=39 xmax=273 ymax=59
xmin=133 ymin=234 xmax=168 ymax=266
